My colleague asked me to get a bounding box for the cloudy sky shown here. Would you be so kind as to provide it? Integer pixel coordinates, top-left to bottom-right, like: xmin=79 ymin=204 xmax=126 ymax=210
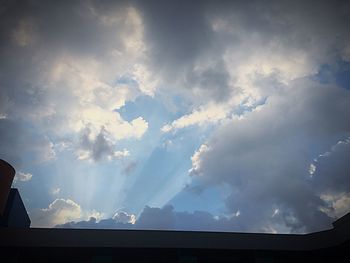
xmin=1 ymin=0 xmax=350 ymax=233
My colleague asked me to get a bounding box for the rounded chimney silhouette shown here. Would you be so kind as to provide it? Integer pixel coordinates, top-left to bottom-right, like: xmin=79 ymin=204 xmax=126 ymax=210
xmin=0 ymin=159 xmax=15 ymax=216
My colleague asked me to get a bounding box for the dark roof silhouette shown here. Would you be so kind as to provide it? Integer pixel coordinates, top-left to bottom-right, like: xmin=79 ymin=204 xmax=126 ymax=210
xmin=1 ymin=159 xmax=350 ymax=262
xmin=1 ymin=213 xmax=350 ymax=262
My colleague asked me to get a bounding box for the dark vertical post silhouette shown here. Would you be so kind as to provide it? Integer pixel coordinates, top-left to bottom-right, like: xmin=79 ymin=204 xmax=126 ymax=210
xmin=0 ymin=159 xmax=30 ymax=228
xmin=0 ymin=159 xmax=15 ymax=216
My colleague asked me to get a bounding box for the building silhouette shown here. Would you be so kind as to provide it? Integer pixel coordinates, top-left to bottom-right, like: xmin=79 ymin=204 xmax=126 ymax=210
xmin=0 ymin=160 xmax=30 ymax=228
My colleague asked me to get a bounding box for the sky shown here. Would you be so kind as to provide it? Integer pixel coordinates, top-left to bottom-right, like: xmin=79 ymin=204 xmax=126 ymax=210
xmin=0 ymin=0 xmax=350 ymax=233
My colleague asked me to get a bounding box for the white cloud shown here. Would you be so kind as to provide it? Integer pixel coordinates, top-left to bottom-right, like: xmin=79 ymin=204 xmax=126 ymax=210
xmin=309 ymin=163 xmax=317 ymax=176
xmin=87 ymin=210 xmax=104 ymax=222
xmin=272 ymin=209 xmax=280 ymax=218
xmin=113 ymin=150 xmax=130 ymax=158
xmin=48 ymin=56 xmax=149 ymax=141
xmin=31 ymin=198 xmax=106 ymax=228
xmin=56 ymin=210 xmax=135 ymax=229
xmin=32 ymin=199 xmax=83 ymax=227
xmin=49 ymin=56 xmax=150 ymax=161
xmin=0 ymin=2 xmax=153 ymax=164
xmin=233 ymin=210 xmax=241 ymax=217
xmin=113 ymin=211 xmax=136 ymax=224
xmin=132 ymin=64 xmax=158 ymax=97
xmin=15 ymin=171 xmax=33 ymax=182
xmin=34 ymin=138 xmax=56 ymax=163
xmin=188 ymin=144 xmax=210 ymax=176
xmin=120 ymin=6 xmax=146 ymax=54
xmin=51 ymin=188 xmax=61 ymax=195
xmin=161 ymin=104 xmax=228 ymax=132
xmin=320 ymin=193 xmax=350 ymax=218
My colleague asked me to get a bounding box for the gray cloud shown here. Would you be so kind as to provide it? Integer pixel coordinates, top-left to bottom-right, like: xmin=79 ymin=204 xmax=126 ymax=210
xmin=121 ymin=160 xmax=138 ymax=176
xmin=314 ymin=137 xmax=350 ymax=193
xmin=135 ymin=0 xmax=233 ymax=103
xmin=0 ymin=119 xmax=23 ymax=167
xmin=78 ymin=127 xmax=118 ymax=161
xmin=57 ymin=204 xmax=296 ymax=233
xmin=136 ymin=205 xmax=235 ymax=231
xmin=188 ymin=78 xmax=350 ymax=233
xmin=57 ymin=209 xmax=136 ymax=229
xmin=184 ymin=60 xmax=232 ymax=102
xmin=136 ymin=0 xmax=350 ymax=105
xmin=57 ymin=205 xmax=243 ymax=232
xmin=2 ymin=0 xmax=349 ymax=158
xmin=0 ymin=0 xmax=129 ymax=56
xmin=57 ymin=217 xmax=134 ymax=229
xmin=0 ymin=119 xmax=55 ymax=168
xmin=136 ymin=0 xmax=211 ymax=71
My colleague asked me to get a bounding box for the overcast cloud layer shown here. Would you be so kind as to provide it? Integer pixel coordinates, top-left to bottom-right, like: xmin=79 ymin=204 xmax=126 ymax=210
xmin=1 ymin=0 xmax=350 ymax=233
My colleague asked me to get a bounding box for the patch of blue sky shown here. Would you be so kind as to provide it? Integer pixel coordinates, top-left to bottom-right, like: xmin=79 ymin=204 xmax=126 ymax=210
xmin=13 ymin=166 xmax=48 ymax=210
xmin=116 ymin=94 xmax=207 ymax=174
xmin=114 ymin=74 xmax=138 ymax=86
xmin=335 ymin=60 xmax=350 ymax=90
xmin=8 ymin=123 xmax=56 ymax=210
xmin=20 ymin=92 xmax=230 ymax=219
xmin=17 ymin=140 xmax=129 ymax=217
xmin=313 ymin=64 xmax=334 ymax=84
xmin=115 ymin=95 xmax=182 ymax=174
xmin=15 ymin=158 xmax=62 ymax=212
xmin=118 ymin=127 xmax=204 ymax=216
xmin=233 ymin=97 xmax=267 ymax=117
xmin=78 ymin=93 xmax=199 ymax=215
xmin=313 ymin=60 xmax=350 ymax=90
xmin=118 ymin=94 xmax=186 ymax=123
xmin=16 ymin=93 xmax=199 ymax=218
